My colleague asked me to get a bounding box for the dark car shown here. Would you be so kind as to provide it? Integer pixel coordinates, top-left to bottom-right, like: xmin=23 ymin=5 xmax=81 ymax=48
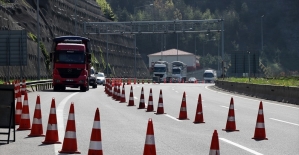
xmin=188 ymin=77 xmax=197 ymax=83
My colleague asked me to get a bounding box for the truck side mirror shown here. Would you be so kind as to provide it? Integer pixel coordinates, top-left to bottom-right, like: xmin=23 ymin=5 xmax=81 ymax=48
xmin=87 ymin=54 xmax=91 ymax=63
xmin=50 ymin=53 xmax=52 ymax=62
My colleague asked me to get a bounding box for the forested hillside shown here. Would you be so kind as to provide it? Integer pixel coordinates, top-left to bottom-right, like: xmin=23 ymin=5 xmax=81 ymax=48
xmin=105 ymin=0 xmax=299 ymax=76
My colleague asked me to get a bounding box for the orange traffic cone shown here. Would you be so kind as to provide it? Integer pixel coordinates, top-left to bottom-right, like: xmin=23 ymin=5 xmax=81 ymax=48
xmin=15 ymin=90 xmax=22 ymax=125
xmin=138 ymin=87 xmax=146 ymax=109
xmin=119 ymin=85 xmax=126 ymax=103
xmin=252 ymin=101 xmax=268 ymax=140
xmin=88 ymin=108 xmax=103 ymax=155
xmin=193 ymin=94 xmax=205 ymax=123
xmin=143 ymin=118 xmax=156 ymax=155
xmin=223 ymin=97 xmax=239 ymax=131
xmin=17 ymin=92 xmax=31 ymax=130
xmin=28 ymin=95 xmax=45 ymax=137
xmin=116 ymin=86 xmax=120 ymax=101
xmin=127 ymin=86 xmax=135 ymax=106
xmin=21 ymin=79 xmax=26 ymax=95
xmin=155 ymin=90 xmax=166 ymax=114
xmin=42 ymin=98 xmax=61 ymax=144
xmin=146 ymin=88 xmax=155 ymax=112
xmin=209 ymin=130 xmax=220 ymax=155
xmin=178 ymin=92 xmax=189 ymax=120
xmin=59 ymin=103 xmax=80 ymax=154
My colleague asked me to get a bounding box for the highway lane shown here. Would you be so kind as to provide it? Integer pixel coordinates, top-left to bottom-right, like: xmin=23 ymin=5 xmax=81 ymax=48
xmin=0 ymin=83 xmax=298 ymax=154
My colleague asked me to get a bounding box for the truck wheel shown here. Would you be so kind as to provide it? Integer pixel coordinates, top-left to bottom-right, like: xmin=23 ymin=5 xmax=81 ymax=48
xmin=61 ymin=86 xmax=66 ymax=91
xmin=53 ymin=86 xmax=59 ymax=91
xmin=80 ymin=86 xmax=87 ymax=92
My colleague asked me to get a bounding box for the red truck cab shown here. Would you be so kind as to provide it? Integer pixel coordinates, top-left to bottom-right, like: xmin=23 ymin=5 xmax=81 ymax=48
xmin=50 ymin=36 xmax=95 ymax=92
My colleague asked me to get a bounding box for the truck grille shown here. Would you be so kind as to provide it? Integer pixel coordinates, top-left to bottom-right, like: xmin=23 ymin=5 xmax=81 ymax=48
xmin=58 ymin=68 xmax=82 ymax=78
xmin=154 ymin=74 xmax=163 ymax=78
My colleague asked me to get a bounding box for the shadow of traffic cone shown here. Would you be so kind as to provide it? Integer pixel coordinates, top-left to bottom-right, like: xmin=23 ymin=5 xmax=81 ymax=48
xmin=59 ymin=103 xmax=80 ymax=154
xmin=155 ymin=90 xmax=166 ymax=114
xmin=119 ymin=85 xmax=126 ymax=103
xmin=146 ymin=88 xmax=155 ymax=112
xmin=138 ymin=87 xmax=146 ymax=109
xmin=143 ymin=118 xmax=156 ymax=155
xmin=127 ymin=86 xmax=135 ymax=106
xmin=15 ymin=91 xmax=22 ymax=125
xmin=28 ymin=95 xmax=45 ymax=137
xmin=42 ymin=98 xmax=61 ymax=144
xmin=193 ymin=94 xmax=205 ymax=123
xmin=178 ymin=92 xmax=189 ymax=120
xmin=209 ymin=130 xmax=220 ymax=155
xmin=17 ymin=92 xmax=31 ymax=130
xmin=252 ymin=101 xmax=268 ymax=140
xmin=88 ymin=108 xmax=103 ymax=155
xmin=222 ymin=97 xmax=239 ymax=131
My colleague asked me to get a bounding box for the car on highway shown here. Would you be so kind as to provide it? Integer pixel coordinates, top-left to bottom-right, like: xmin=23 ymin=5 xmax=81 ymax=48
xmin=188 ymin=77 xmax=197 ymax=83
xmin=95 ymin=72 xmax=106 ymax=86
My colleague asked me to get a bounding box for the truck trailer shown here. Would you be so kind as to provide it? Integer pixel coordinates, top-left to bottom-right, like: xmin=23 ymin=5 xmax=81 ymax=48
xmin=50 ymin=36 xmax=97 ymax=92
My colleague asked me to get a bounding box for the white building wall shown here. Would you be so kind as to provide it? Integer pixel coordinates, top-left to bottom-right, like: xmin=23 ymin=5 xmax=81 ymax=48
xmin=149 ymin=55 xmax=195 ymax=68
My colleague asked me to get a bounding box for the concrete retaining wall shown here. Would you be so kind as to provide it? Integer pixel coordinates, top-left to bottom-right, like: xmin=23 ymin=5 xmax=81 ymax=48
xmin=215 ymin=81 xmax=299 ymax=105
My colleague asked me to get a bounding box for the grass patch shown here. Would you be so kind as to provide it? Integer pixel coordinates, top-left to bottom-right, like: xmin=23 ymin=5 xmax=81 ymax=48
xmin=223 ymin=77 xmax=299 ymax=87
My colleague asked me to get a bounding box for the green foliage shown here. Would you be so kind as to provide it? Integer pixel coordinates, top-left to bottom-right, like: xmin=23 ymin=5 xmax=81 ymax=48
xmin=225 ymin=77 xmax=299 ymax=87
xmin=96 ymin=0 xmax=116 ymax=21
xmin=28 ymin=32 xmax=37 ymax=42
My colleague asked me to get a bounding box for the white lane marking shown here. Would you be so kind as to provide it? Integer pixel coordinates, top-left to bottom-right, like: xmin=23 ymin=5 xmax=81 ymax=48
xmin=221 ymin=106 xmax=237 ymax=110
xmin=219 ymin=138 xmax=263 ymax=155
xmin=206 ymin=86 xmax=299 ymax=110
xmin=165 ymin=114 xmax=182 ymax=122
xmin=134 ymin=96 xmax=138 ymax=99
xmin=55 ymin=92 xmax=79 ymax=154
xmin=270 ymin=118 xmax=299 ymax=126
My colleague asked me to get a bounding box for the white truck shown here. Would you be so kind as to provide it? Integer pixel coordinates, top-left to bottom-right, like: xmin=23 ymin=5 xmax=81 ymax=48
xmin=152 ymin=61 xmax=172 ymax=83
xmin=171 ymin=61 xmax=187 ymax=83
xmin=203 ymin=69 xmax=217 ymax=83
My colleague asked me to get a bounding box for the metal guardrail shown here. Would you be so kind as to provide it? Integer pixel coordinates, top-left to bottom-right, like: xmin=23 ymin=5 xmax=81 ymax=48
xmin=25 ymin=79 xmax=53 ymax=92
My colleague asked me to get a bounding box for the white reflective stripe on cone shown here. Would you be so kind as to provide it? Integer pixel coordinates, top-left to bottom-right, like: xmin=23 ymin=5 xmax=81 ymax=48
xmin=89 ymin=141 xmax=102 ymax=150
xmin=229 ymin=104 xmax=234 ymax=109
xmin=227 ymin=116 xmax=235 ymax=121
xmin=68 ymin=114 xmax=75 ymax=120
xmin=50 ymin=108 xmax=56 ymax=114
xmin=93 ymin=121 xmax=101 ymax=129
xmin=209 ymin=149 xmax=220 ymax=155
xmin=258 ymin=109 xmax=263 ymax=114
xmin=129 ymin=97 xmax=134 ymax=100
xmin=256 ymin=122 xmax=265 ymax=128
xmin=148 ymin=101 xmax=153 ymax=105
xmin=180 ymin=107 xmax=187 ymax=111
xmin=17 ymin=98 xmax=21 ymax=102
xmin=47 ymin=124 xmax=58 ymax=130
xmin=197 ymin=112 xmax=202 ymax=115
xmin=16 ymin=110 xmax=22 ymax=114
xmin=158 ymin=103 xmax=163 ymax=107
xmin=140 ymin=99 xmax=144 ymax=102
xmin=33 ymin=118 xmax=42 ymax=124
xmin=21 ymin=114 xmax=30 ymax=119
xmin=182 ymin=98 xmax=186 ymax=101
xmin=23 ymin=100 xmax=28 ymax=105
xmin=145 ymin=135 xmax=155 ymax=145
xmin=159 ymin=94 xmax=162 ymax=98
xmin=65 ymin=131 xmax=76 ymax=138
xmin=35 ymin=104 xmax=41 ymax=109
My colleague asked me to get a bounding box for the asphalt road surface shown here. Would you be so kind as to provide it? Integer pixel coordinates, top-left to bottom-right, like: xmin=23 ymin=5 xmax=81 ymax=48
xmin=0 ymin=83 xmax=298 ymax=155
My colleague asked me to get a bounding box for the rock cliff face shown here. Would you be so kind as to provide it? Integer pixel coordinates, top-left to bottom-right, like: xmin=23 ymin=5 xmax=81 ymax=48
xmin=0 ymin=0 xmax=150 ymax=81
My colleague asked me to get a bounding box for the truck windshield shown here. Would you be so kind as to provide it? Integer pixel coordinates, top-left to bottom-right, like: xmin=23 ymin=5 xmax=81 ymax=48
xmin=204 ymin=73 xmax=214 ymax=78
xmin=172 ymin=69 xmax=181 ymax=74
xmin=154 ymin=67 xmax=166 ymax=72
xmin=54 ymin=51 xmax=85 ymax=64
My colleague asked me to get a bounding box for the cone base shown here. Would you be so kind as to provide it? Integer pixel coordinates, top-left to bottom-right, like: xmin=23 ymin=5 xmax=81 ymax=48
xmin=177 ymin=118 xmax=190 ymax=120
xmin=58 ymin=150 xmax=81 ymax=154
xmin=146 ymin=110 xmax=156 ymax=112
xmin=252 ymin=137 xmax=268 ymax=140
xmin=127 ymin=105 xmax=136 ymax=106
xmin=119 ymin=101 xmax=126 ymax=103
xmin=28 ymin=134 xmax=45 ymax=137
xmin=154 ymin=112 xmax=166 ymax=115
xmin=137 ymin=107 xmax=146 ymax=109
xmin=222 ymin=129 xmax=239 ymax=132
xmin=193 ymin=121 xmax=205 ymax=124
xmin=42 ymin=141 xmax=62 ymax=144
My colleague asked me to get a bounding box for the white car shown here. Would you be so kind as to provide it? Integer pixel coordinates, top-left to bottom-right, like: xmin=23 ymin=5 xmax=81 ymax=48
xmin=95 ymin=72 xmax=106 ymax=85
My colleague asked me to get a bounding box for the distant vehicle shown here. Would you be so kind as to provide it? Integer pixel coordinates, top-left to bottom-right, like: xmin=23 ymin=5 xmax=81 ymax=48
xmin=188 ymin=77 xmax=197 ymax=83
xmin=152 ymin=61 xmax=172 ymax=83
xmin=95 ymin=72 xmax=106 ymax=86
xmin=89 ymin=67 xmax=97 ymax=88
xmin=203 ymin=70 xmax=217 ymax=83
xmin=171 ymin=61 xmax=187 ymax=82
